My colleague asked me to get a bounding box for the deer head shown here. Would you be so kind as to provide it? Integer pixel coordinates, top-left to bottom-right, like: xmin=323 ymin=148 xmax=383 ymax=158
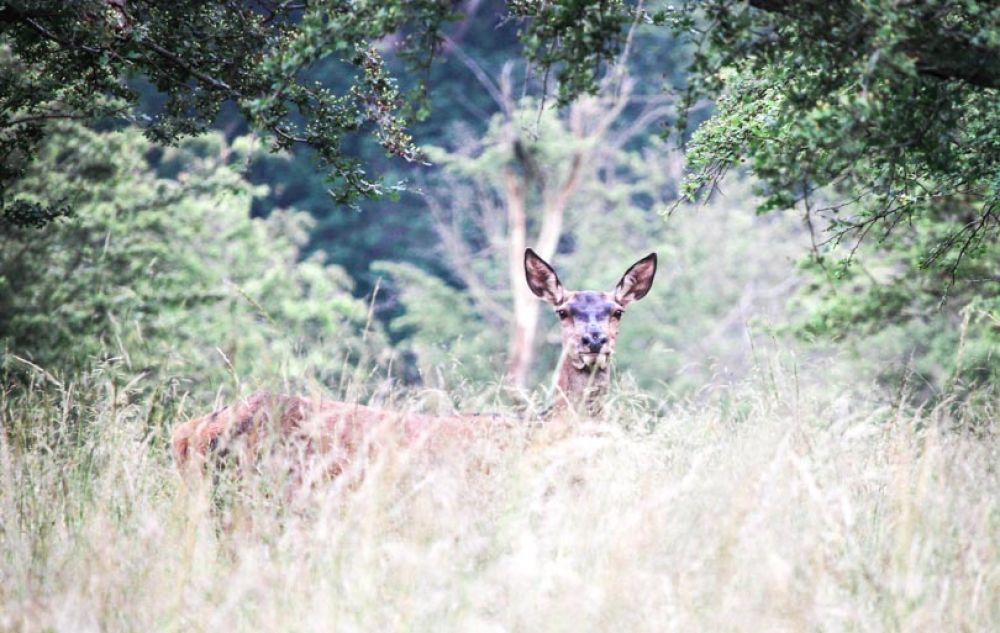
xmin=525 ymin=248 xmax=657 ymax=373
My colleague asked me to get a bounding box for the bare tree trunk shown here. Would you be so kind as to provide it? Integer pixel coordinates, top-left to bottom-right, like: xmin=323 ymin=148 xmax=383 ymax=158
xmin=505 ymin=167 xmax=539 ymax=389
xmin=505 ymin=103 xmax=588 ymax=389
xmin=496 ymin=68 xmax=590 ymax=389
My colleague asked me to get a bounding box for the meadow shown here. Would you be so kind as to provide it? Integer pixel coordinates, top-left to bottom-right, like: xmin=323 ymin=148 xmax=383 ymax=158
xmin=2 ymin=355 xmax=998 ymax=633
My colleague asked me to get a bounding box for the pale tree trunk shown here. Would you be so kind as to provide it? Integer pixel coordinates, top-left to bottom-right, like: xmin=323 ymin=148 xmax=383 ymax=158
xmin=505 ymin=167 xmax=538 ymax=389
xmin=506 ymin=107 xmax=586 ymax=389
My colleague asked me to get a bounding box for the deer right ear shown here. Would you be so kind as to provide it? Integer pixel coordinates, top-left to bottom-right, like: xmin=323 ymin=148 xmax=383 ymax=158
xmin=524 ymin=248 xmax=566 ymax=305
xmin=614 ymin=252 xmax=657 ymax=306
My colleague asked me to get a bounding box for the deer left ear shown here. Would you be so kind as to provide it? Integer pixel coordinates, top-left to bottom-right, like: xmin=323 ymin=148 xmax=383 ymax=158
xmin=614 ymin=253 xmax=657 ymax=306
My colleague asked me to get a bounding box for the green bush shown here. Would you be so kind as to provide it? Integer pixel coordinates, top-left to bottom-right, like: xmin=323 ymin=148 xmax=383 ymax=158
xmin=1 ymin=125 xmax=387 ymax=400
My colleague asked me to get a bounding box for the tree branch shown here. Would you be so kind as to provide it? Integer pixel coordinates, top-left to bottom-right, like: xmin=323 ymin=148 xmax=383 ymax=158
xmin=143 ymin=40 xmax=234 ymax=92
xmin=746 ymin=0 xmax=1000 ymax=90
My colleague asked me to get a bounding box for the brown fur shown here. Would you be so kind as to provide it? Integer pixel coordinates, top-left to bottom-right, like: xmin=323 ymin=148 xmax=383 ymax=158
xmin=172 ymin=250 xmax=656 ymax=480
xmin=171 ymin=391 xmax=509 ymax=479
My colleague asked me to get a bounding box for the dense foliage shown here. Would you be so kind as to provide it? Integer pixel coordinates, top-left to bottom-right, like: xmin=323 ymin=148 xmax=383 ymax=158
xmin=672 ymin=2 xmax=1000 ymax=272
xmin=1 ymin=0 xmax=459 ymax=219
xmin=0 ymin=124 xmax=386 ymax=390
xmin=5 ymin=2 xmax=998 ymax=270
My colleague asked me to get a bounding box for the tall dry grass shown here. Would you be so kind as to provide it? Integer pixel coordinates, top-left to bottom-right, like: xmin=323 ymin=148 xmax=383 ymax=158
xmin=1 ymin=359 xmax=998 ymax=633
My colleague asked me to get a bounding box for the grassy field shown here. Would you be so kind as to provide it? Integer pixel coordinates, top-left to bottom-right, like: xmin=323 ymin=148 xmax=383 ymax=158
xmin=1 ymin=360 xmax=999 ymax=633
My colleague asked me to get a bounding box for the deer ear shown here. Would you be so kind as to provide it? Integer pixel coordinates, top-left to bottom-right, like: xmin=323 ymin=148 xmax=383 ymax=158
xmin=524 ymin=248 xmax=566 ymax=305
xmin=614 ymin=253 xmax=657 ymax=306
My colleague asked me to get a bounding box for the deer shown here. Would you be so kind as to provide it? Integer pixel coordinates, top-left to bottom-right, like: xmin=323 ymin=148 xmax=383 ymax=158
xmin=171 ymin=249 xmax=656 ymax=481
xmin=524 ymin=248 xmax=657 ymax=416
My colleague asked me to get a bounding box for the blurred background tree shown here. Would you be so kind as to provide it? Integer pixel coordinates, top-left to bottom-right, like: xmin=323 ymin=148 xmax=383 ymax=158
xmin=376 ymin=73 xmax=806 ymax=394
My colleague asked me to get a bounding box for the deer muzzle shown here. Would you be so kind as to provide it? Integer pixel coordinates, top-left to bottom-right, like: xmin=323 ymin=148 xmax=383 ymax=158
xmin=572 ymin=350 xmax=611 ymax=370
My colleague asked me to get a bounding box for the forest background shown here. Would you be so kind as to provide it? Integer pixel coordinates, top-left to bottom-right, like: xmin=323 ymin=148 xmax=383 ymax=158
xmin=3 ymin=0 xmax=997 ymax=408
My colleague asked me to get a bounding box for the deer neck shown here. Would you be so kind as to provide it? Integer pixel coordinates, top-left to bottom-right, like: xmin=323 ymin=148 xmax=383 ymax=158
xmin=551 ymin=349 xmax=610 ymax=417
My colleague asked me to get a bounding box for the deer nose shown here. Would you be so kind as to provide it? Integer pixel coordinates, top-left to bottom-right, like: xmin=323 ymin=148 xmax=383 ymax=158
xmin=582 ymin=334 xmax=608 ymax=352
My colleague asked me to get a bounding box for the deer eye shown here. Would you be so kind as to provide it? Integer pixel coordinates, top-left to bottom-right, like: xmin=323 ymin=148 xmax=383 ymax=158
xmin=556 ymin=309 xmax=570 ymax=319
xmin=612 ymin=309 xmax=624 ymax=319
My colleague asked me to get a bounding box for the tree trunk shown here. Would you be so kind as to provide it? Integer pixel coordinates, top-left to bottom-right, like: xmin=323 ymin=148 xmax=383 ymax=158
xmin=505 ymin=120 xmax=586 ymax=388
xmin=505 ymin=167 xmax=539 ymax=389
